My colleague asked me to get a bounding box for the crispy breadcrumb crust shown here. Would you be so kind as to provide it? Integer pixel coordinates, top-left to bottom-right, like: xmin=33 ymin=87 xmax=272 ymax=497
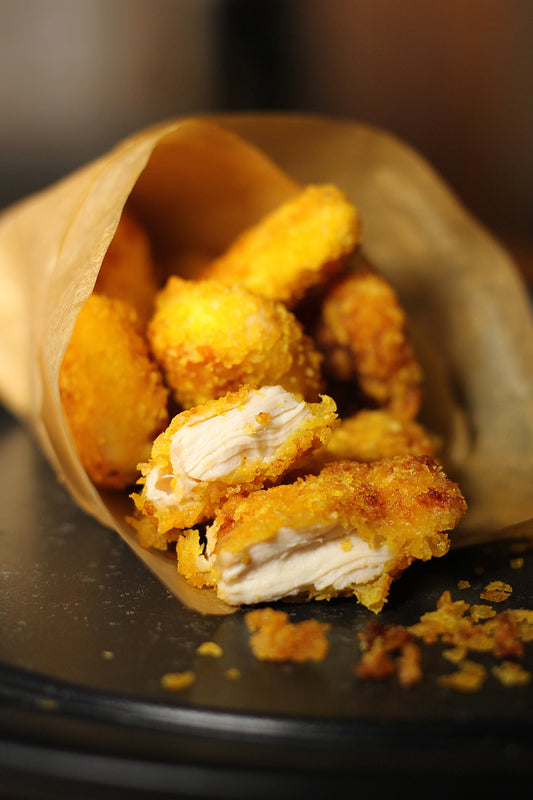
xmin=199 ymin=184 xmax=360 ymax=307
xmin=148 ymin=277 xmax=324 ymax=408
xmin=175 ymin=528 xmax=215 ymax=588
xmin=207 ymin=455 xmax=466 ymax=612
xmin=132 ymin=385 xmax=338 ymax=537
xmin=293 ymin=408 xmax=439 ymax=477
xmin=59 ymin=294 xmax=169 ymax=489
xmin=316 ymin=261 xmax=424 ymax=420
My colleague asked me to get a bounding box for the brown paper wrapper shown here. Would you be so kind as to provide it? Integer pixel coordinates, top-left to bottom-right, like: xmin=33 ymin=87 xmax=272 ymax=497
xmin=1 ymin=113 xmax=532 ymax=612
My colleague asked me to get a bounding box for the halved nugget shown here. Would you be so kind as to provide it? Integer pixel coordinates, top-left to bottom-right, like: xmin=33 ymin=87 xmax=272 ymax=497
xmin=187 ymin=455 xmax=466 ymax=612
xmin=199 ymin=184 xmax=360 ymax=307
xmin=131 ymin=385 xmax=337 ymax=546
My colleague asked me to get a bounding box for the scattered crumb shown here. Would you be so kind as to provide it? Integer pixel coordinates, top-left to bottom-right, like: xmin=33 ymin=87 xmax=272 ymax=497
xmin=196 ymin=641 xmax=223 ymax=658
xmin=396 ymin=641 xmax=423 ymax=687
xmin=437 ymin=660 xmax=487 ymax=693
xmin=160 ymin=670 xmax=196 ymax=691
xmin=442 ymin=646 xmax=468 ymax=664
xmin=225 ymin=667 xmax=242 ymax=681
xmin=354 ymin=620 xmax=422 ymax=686
xmin=457 ymin=580 xmax=470 ymax=590
xmin=244 ymin=607 xmax=330 ymax=663
xmin=101 ymin=649 xmax=115 ymax=660
xmin=480 ymin=581 xmax=513 ymax=603
xmin=492 ymin=660 xmax=531 ymax=687
xmin=510 ymin=557 xmax=524 ymax=570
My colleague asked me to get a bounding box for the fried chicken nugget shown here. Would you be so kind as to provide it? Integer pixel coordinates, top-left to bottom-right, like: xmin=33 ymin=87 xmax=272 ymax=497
xmin=94 ymin=209 xmax=159 ymax=325
xmin=184 ymin=455 xmax=466 ymax=612
xmin=199 ymin=184 xmax=360 ymax=307
xmin=295 ymin=409 xmax=439 ymax=476
xmin=59 ymin=294 xmax=169 ymax=490
xmin=316 ymin=261 xmax=424 ymax=420
xmin=148 ymin=277 xmax=324 ymax=408
xmin=132 ymin=385 xmax=337 ymax=547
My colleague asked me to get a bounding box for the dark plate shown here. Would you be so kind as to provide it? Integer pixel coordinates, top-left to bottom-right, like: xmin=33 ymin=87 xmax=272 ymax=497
xmin=1 ymin=404 xmax=533 ymax=799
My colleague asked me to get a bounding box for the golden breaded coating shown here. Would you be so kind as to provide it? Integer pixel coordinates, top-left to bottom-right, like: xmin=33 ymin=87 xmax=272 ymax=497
xmin=94 ymin=209 xmax=159 ymax=325
xmin=148 ymin=277 xmax=324 ymax=408
xmin=295 ymin=409 xmax=439 ymax=476
xmin=59 ymin=294 xmax=169 ymax=489
xmin=199 ymin=184 xmax=360 ymax=307
xmin=244 ymin=608 xmax=330 ymax=663
xmin=316 ymin=262 xmax=424 ymax=420
xmin=132 ymin=385 xmax=337 ymax=542
xmin=198 ymin=456 xmax=466 ymax=611
xmin=175 ymin=528 xmax=210 ymax=587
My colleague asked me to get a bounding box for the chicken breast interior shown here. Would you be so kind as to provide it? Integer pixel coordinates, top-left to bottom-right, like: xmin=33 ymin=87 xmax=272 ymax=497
xmin=187 ymin=456 xmax=466 ymax=612
xmin=144 ymin=386 xmax=317 ymax=505
xmin=132 ymin=385 xmax=337 ymax=537
xmin=211 ymin=521 xmax=392 ymax=607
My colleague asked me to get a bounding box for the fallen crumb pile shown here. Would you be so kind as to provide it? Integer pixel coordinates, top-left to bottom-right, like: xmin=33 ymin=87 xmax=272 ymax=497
xmin=355 ymin=582 xmax=533 ymax=692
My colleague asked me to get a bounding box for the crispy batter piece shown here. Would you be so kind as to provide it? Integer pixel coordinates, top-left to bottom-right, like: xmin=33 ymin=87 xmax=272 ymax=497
xmin=196 ymin=455 xmax=466 ymax=611
xmin=355 ymin=621 xmax=423 ymax=687
xmin=94 ymin=209 xmax=159 ymax=325
xmin=199 ymin=184 xmax=360 ymax=307
xmin=244 ymin=608 xmax=330 ymax=663
xmin=59 ymin=294 xmax=169 ymax=489
xmin=132 ymin=385 xmax=337 ymax=544
xmin=316 ymin=260 xmax=424 ymax=420
xmin=148 ymin=277 xmax=324 ymax=408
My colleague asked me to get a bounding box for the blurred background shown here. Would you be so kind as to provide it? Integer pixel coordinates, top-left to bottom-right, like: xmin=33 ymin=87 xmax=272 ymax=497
xmin=1 ymin=0 xmax=532 ymax=281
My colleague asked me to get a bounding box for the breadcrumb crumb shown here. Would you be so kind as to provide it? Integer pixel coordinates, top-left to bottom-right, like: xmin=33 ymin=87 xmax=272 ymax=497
xmin=480 ymin=581 xmax=513 ymax=603
xmin=492 ymin=661 xmax=531 ymax=687
xmin=160 ymin=670 xmax=196 ymax=691
xmin=196 ymin=641 xmax=223 ymax=658
xmin=244 ymin=608 xmax=330 ymax=663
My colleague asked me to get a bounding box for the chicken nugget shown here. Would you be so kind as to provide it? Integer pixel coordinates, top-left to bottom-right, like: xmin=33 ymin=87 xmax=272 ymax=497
xmin=192 ymin=456 xmax=466 ymax=612
xmin=59 ymin=294 xmax=169 ymax=489
xmin=316 ymin=260 xmax=424 ymax=420
xmin=148 ymin=277 xmax=324 ymax=408
xmin=199 ymin=184 xmax=360 ymax=307
xmin=132 ymin=385 xmax=337 ymax=546
xmin=295 ymin=409 xmax=439 ymax=476
xmin=94 ymin=208 xmax=159 ymax=325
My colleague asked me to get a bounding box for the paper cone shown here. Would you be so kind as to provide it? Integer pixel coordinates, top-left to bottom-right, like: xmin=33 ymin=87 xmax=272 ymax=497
xmin=1 ymin=113 xmax=532 ymax=612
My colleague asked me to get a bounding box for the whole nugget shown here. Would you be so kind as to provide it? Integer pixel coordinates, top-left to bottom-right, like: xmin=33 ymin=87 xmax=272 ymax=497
xmin=148 ymin=277 xmax=324 ymax=408
xmin=59 ymin=294 xmax=169 ymax=490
